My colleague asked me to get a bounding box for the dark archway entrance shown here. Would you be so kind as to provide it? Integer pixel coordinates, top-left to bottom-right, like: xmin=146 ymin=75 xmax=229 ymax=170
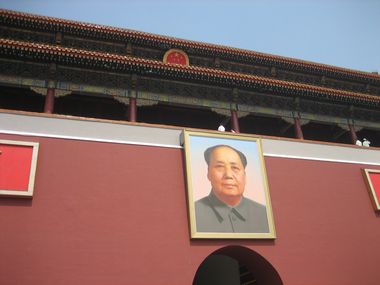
xmin=193 ymin=246 xmax=283 ymax=285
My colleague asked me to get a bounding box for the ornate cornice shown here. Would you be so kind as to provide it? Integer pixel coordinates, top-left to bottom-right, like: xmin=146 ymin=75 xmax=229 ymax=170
xmin=1 ymin=9 xmax=379 ymax=85
xmin=0 ymin=38 xmax=379 ymax=107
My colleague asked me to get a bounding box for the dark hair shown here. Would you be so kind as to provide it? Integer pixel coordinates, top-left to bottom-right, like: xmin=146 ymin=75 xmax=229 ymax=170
xmin=204 ymin=145 xmax=247 ymax=168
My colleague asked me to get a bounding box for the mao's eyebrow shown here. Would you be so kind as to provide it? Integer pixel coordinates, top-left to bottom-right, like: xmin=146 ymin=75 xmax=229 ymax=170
xmin=213 ymin=161 xmax=241 ymax=166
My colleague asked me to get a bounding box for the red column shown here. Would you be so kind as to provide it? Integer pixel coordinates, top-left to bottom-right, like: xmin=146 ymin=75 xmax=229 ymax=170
xmin=128 ymin=97 xmax=137 ymax=122
xmin=44 ymin=88 xmax=55 ymax=114
xmin=294 ymin=117 xmax=304 ymax=139
xmin=230 ymin=110 xmax=240 ymax=133
xmin=348 ymin=123 xmax=358 ymax=145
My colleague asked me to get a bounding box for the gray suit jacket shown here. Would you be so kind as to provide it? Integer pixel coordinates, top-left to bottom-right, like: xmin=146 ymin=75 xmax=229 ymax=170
xmin=195 ymin=192 xmax=269 ymax=233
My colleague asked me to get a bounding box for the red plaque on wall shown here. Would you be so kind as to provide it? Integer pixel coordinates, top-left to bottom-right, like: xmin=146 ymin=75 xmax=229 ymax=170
xmin=0 ymin=139 xmax=39 ymax=198
xmin=363 ymin=169 xmax=380 ymax=211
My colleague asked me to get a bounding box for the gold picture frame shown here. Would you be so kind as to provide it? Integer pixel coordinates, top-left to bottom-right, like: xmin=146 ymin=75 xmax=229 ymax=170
xmin=181 ymin=130 xmax=276 ymax=239
xmin=0 ymin=139 xmax=39 ymax=198
xmin=362 ymin=168 xmax=380 ymax=211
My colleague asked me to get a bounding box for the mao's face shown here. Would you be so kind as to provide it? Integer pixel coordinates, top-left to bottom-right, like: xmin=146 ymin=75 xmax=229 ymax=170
xmin=207 ymin=146 xmax=246 ymax=205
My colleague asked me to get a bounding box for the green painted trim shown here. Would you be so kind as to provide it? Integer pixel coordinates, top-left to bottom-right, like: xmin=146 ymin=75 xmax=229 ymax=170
xmin=1 ymin=74 xmax=378 ymax=129
xmin=137 ymin=91 xmax=231 ymax=109
xmin=0 ymin=74 xmax=231 ymax=109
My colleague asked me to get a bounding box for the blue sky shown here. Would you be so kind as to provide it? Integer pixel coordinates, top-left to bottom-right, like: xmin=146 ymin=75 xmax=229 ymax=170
xmin=1 ymin=0 xmax=379 ymax=73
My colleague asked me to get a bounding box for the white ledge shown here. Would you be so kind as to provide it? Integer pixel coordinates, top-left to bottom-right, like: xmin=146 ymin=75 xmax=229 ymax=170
xmin=1 ymin=111 xmax=379 ymax=166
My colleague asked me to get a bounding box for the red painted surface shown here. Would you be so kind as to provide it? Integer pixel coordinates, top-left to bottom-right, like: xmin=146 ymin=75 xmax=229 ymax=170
xmin=43 ymin=88 xmax=55 ymax=114
xmin=128 ymin=97 xmax=137 ymax=122
xmin=368 ymin=172 xmax=380 ymax=203
xmin=230 ymin=110 xmax=240 ymax=133
xmin=349 ymin=123 xmax=358 ymax=145
xmin=1 ymin=133 xmax=380 ymax=285
xmin=166 ymin=51 xmax=187 ymax=65
xmin=294 ymin=117 xmax=304 ymax=139
xmin=0 ymin=144 xmax=33 ymax=191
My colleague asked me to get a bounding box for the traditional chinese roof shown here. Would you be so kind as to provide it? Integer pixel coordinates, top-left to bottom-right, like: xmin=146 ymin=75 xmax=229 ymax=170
xmin=1 ymin=8 xmax=379 ymax=85
xmin=1 ymin=38 xmax=379 ymax=107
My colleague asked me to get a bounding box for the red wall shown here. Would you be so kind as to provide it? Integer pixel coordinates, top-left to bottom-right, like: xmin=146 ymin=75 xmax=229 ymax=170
xmin=1 ymin=133 xmax=380 ymax=285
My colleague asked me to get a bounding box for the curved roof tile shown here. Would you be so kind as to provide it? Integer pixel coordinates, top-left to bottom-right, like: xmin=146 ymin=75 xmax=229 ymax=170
xmin=0 ymin=38 xmax=378 ymax=106
xmin=1 ymin=9 xmax=380 ymax=83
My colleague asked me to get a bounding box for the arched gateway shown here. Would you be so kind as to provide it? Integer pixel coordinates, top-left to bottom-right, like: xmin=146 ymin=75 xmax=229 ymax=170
xmin=193 ymin=246 xmax=283 ymax=285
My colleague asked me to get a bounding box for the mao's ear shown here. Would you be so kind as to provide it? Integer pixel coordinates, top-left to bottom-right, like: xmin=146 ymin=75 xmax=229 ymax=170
xmin=207 ymin=169 xmax=211 ymax=181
